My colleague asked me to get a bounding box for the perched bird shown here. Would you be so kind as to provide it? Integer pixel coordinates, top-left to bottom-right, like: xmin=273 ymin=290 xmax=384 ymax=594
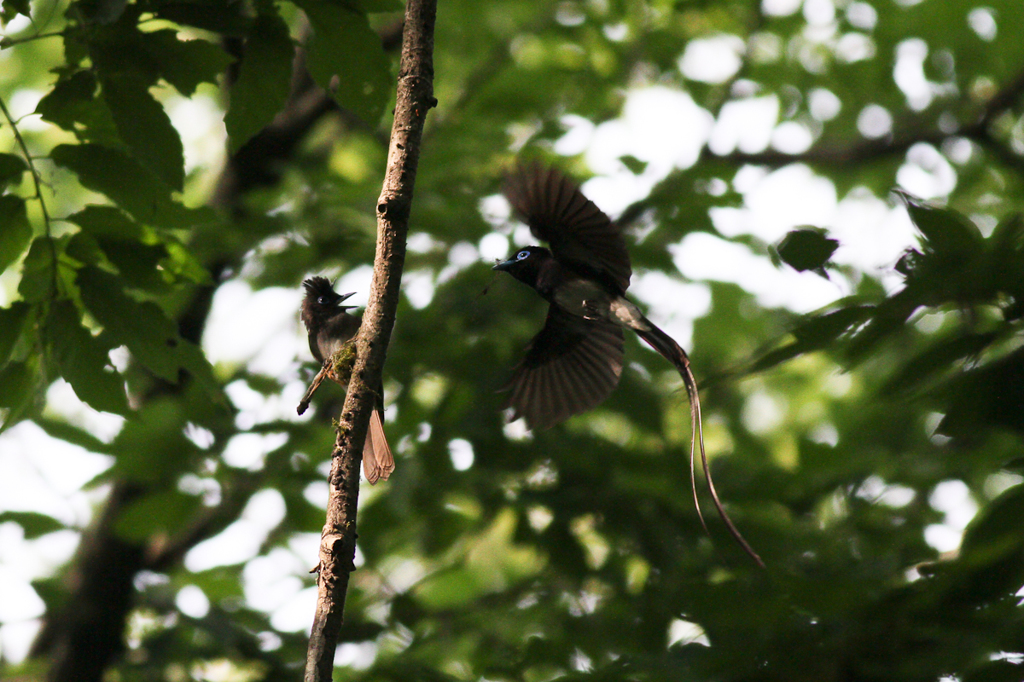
xmin=300 ymin=276 xmax=394 ymax=484
xmin=493 ymin=163 xmax=763 ymax=567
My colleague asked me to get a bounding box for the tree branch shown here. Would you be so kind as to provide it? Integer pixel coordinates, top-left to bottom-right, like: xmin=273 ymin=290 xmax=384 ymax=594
xmin=29 ymin=16 xmax=408 ymax=682
xmin=303 ymin=1 xmax=437 ymax=680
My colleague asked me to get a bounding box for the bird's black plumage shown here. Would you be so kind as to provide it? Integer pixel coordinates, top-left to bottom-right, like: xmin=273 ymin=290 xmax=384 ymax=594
xmin=494 ymin=163 xmax=763 ymax=567
xmin=301 ymin=276 xmax=394 ymax=484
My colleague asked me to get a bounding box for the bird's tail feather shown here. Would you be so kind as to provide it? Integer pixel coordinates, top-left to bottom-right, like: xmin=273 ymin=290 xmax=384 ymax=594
xmin=363 ymin=409 xmax=395 ymax=485
xmin=635 ymin=324 xmax=765 ymax=568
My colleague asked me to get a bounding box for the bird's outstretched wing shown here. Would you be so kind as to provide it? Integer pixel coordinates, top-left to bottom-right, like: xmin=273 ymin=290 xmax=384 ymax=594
xmin=503 ymin=305 xmax=624 ymax=431
xmin=505 ymin=163 xmax=631 ymax=293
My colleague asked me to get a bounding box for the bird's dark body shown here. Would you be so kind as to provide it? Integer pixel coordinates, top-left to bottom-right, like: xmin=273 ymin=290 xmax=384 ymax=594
xmin=301 ymin=276 xmax=394 ymax=484
xmin=493 ymin=162 xmax=763 ymax=567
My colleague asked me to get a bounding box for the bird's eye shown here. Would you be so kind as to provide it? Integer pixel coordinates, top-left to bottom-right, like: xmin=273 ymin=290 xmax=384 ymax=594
xmin=317 ymin=295 xmax=329 ymax=305
xmin=516 ymin=250 xmax=530 ymax=261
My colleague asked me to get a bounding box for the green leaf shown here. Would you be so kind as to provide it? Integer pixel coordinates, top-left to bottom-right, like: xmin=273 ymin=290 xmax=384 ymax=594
xmin=619 ymin=155 xmax=647 ymax=175
xmin=0 ymin=153 xmax=27 ymax=187
xmin=76 ymin=267 xmax=182 ymax=382
xmin=78 ymin=0 xmax=128 ymax=24
xmin=100 ymin=72 xmax=185 ymax=191
xmin=772 ymin=227 xmax=839 ymax=273
xmin=152 ymin=2 xmax=250 ymax=34
xmin=880 ymin=332 xmax=998 ymax=395
xmin=224 ymin=11 xmax=294 ymax=153
xmin=0 ymin=195 xmax=32 ymax=273
xmin=50 ymin=144 xmax=195 ymax=227
xmin=0 ymin=302 xmax=31 ymax=366
xmin=45 ymin=300 xmax=131 ymax=416
xmin=36 ymin=71 xmax=121 ymax=145
xmin=109 ymin=398 xmax=193 ymax=482
xmin=1 ymin=0 xmax=31 ymax=23
xmin=175 ymin=337 xmax=223 ymax=401
xmin=66 ymin=205 xmax=146 ymax=240
xmin=162 ymin=239 xmax=213 ymax=285
xmin=35 ymin=416 xmax=114 ymax=454
xmin=0 ymin=511 xmax=66 ymax=538
xmin=354 ymin=0 xmax=402 ymax=11
xmin=143 ymin=30 xmax=235 ymax=97
xmin=67 ymin=206 xmax=169 ymax=287
xmin=750 ymin=304 xmax=874 ymax=372
xmin=98 ymin=238 xmax=170 ymax=290
xmin=0 ymin=361 xmax=35 ymax=429
xmin=66 ymin=232 xmax=106 ymax=267
xmin=963 ymin=660 xmax=1024 ymax=682
xmin=114 ymin=489 xmax=201 ymax=541
xmin=17 ymin=238 xmax=56 ymax=303
xmin=895 ymin=191 xmax=983 ymax=259
xmin=292 ymin=0 xmax=391 ymax=127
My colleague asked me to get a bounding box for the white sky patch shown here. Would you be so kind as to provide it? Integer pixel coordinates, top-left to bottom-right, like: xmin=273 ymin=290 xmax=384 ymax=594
xmin=809 ymin=88 xmax=842 ymax=121
xmin=668 ymin=618 xmax=710 ymax=647
xmin=857 ymin=104 xmax=893 ymax=139
xmin=829 ymin=188 xmax=918 ymax=273
xmin=803 ymin=0 xmax=836 ymax=26
xmin=402 ymin=269 xmax=436 ymax=309
xmin=762 ymin=0 xmax=803 ymax=17
xmin=7 ymin=89 xmax=47 ymax=132
xmin=731 ymin=164 xmax=838 ymax=243
xmin=270 ymin=585 xmax=319 ymax=633
xmin=175 ymin=585 xmax=211 ymax=619
xmin=167 ymin=93 xmax=227 ymax=175
xmin=846 ymin=2 xmax=878 ymax=30
xmin=0 ymin=620 xmax=41 ymax=665
xmin=222 ymin=432 xmax=289 ymax=470
xmin=678 ymin=35 xmax=745 ymax=84
xmin=967 ymin=7 xmax=997 ymax=42
xmin=204 ymin=281 xmax=306 ymax=373
xmin=709 ymin=96 xmax=779 ymax=155
xmin=336 ymin=641 xmax=379 ymax=670
xmin=586 ymin=87 xmax=713 ymax=179
xmin=186 ymin=489 xmax=287 ymax=571
xmin=893 ymin=39 xmax=933 ymax=111
xmin=554 ymin=114 xmax=596 ymax=156
xmin=925 ymin=479 xmax=979 ymax=553
xmin=0 ymin=422 xmax=112 ymax=524
xmin=448 ymin=438 xmax=475 ymax=471
xmin=834 ymin=33 xmax=876 ymax=63
xmin=479 ymin=232 xmax=510 ymax=261
xmin=0 ymin=564 xmax=45 ymax=621
xmin=743 ymin=391 xmax=787 ymax=434
xmin=225 ymin=379 xmax=310 ymax=431
xmin=672 ymin=233 xmax=840 ymax=312
xmin=479 ymin=193 xmax=512 ymax=228
xmin=772 ymin=121 xmax=814 ymax=153
xmin=897 ymin=143 xmax=957 ymax=199
xmin=629 ymin=271 xmax=711 ymax=349
xmin=46 ymin=380 xmax=125 ymax=443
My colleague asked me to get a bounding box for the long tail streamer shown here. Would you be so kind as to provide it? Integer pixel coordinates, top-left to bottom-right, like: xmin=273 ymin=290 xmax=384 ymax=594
xmin=637 ymin=326 xmax=765 ymax=568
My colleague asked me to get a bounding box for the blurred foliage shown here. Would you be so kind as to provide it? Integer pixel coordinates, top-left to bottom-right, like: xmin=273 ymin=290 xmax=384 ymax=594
xmin=2 ymin=0 xmax=1024 ymax=680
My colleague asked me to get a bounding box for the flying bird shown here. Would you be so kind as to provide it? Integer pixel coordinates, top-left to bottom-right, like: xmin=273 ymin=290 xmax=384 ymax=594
xmin=492 ymin=163 xmax=763 ymax=567
xmin=301 ymin=276 xmax=394 ymax=484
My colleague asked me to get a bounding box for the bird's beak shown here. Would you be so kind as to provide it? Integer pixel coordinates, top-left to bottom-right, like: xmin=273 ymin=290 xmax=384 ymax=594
xmin=492 ymin=258 xmax=515 ymax=272
xmin=338 ymin=291 xmax=357 ymax=302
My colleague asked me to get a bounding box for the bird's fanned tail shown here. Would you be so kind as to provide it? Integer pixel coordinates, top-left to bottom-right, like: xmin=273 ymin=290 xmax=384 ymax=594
xmin=363 ymin=408 xmax=394 ymax=484
xmin=634 ymin=325 xmax=765 ymax=568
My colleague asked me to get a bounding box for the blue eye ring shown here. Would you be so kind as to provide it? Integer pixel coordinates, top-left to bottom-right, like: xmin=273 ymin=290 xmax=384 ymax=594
xmin=516 ymin=250 xmax=530 ymax=260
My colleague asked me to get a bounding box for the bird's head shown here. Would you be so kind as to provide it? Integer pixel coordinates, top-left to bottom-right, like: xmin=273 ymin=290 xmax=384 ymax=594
xmin=493 ymin=246 xmax=552 ymax=286
xmin=301 ymin=276 xmax=356 ymax=326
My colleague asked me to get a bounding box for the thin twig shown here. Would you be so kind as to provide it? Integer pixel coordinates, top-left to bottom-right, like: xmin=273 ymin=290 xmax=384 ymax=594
xmin=0 ymin=94 xmax=58 ymax=295
xmin=303 ymin=0 xmax=437 ymax=680
xmin=297 ymin=362 xmax=330 ymax=415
